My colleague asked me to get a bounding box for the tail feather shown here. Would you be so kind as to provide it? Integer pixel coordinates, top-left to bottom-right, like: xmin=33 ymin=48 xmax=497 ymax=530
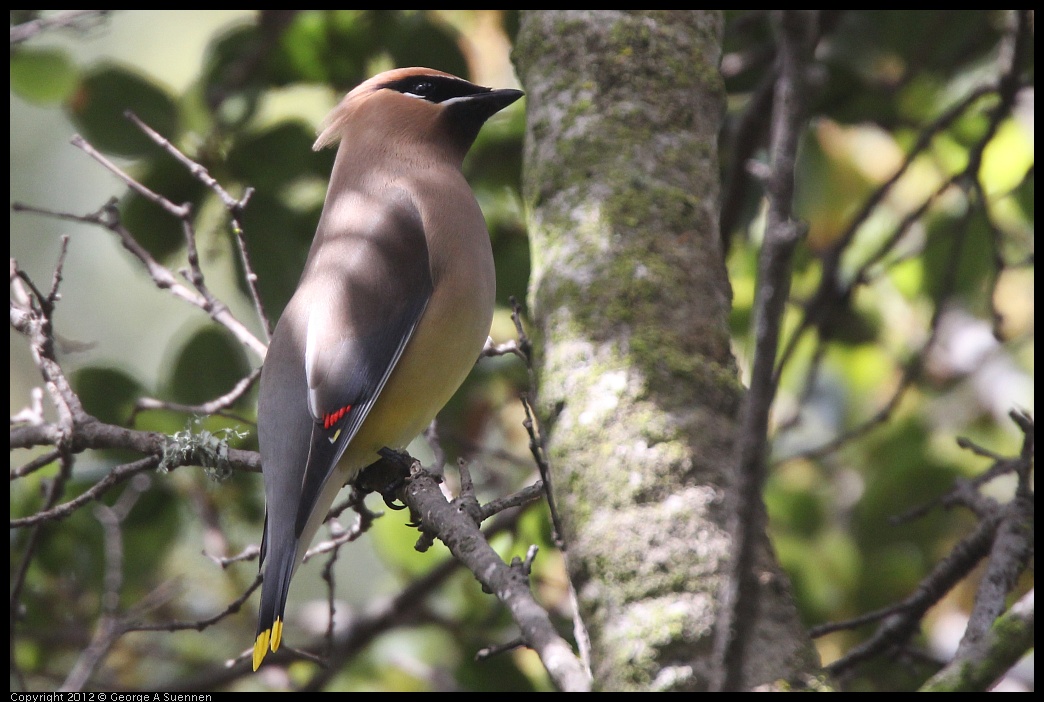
xmin=253 ymin=539 xmax=297 ymax=671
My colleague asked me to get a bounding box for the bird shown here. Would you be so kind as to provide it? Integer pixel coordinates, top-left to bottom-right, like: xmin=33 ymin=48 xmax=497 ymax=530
xmin=252 ymin=67 xmax=523 ymax=671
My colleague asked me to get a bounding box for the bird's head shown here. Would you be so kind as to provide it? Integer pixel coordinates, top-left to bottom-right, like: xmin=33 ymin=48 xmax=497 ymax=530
xmin=314 ymin=67 xmax=523 ymax=160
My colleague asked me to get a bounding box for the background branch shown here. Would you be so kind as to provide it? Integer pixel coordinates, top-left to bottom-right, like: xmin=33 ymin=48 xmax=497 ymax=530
xmin=714 ymin=10 xmax=817 ymax=691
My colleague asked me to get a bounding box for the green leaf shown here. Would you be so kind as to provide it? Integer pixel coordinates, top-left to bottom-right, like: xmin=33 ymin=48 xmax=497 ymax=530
xmin=273 ymin=10 xmax=376 ymax=88
xmin=226 ymin=121 xmax=333 ymax=190
xmin=72 ymin=366 xmax=144 ymax=426
xmin=921 ymin=208 xmax=995 ymax=310
xmin=378 ymin=11 xmax=469 ymax=80
xmin=491 ymin=220 xmax=531 ymax=311
xmin=66 ymin=64 xmax=180 ymax=157
xmin=200 ymin=24 xmax=265 ymax=127
xmin=166 ymin=327 xmax=251 ymax=406
xmin=118 ymin=482 xmax=183 ymax=598
xmin=10 ymin=48 xmax=79 ymax=104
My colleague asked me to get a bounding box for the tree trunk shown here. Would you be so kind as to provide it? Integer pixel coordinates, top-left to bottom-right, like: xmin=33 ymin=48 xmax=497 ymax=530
xmin=514 ymin=10 xmax=819 ymax=690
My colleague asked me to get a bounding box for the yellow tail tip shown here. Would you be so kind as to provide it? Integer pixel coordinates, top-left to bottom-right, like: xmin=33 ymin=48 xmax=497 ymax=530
xmin=271 ymin=618 xmax=284 ymax=652
xmin=252 ymin=629 xmax=271 ymax=671
xmin=252 ymin=618 xmax=284 ymax=671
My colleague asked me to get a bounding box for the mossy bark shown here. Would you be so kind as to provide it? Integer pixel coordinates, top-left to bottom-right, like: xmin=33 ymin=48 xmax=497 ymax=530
xmin=514 ymin=10 xmax=818 ymax=690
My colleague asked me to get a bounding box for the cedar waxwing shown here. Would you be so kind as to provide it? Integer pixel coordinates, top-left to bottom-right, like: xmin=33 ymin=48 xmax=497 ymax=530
xmin=252 ymin=67 xmax=523 ymax=670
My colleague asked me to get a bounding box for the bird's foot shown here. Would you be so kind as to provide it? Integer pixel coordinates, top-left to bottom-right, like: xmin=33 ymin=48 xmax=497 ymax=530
xmin=354 ymin=448 xmax=415 ymax=511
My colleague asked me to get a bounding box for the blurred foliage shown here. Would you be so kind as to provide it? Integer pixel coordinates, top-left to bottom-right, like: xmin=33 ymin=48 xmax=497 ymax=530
xmin=722 ymin=9 xmax=1033 ymax=691
xmin=68 ymin=63 xmax=180 ymax=157
xmin=10 ymin=9 xmax=1034 ymax=693
xmin=166 ymin=326 xmax=252 ymax=405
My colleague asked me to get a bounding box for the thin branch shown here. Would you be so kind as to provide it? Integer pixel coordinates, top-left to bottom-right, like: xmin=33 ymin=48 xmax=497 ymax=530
xmin=10 ymin=249 xmax=81 ymax=686
xmin=123 ymin=110 xmax=252 ymax=214
xmin=775 ymin=11 xmax=1030 ymax=430
xmin=476 ymin=637 xmax=525 ymax=661
xmin=127 ymin=575 xmax=263 ymax=634
xmin=954 ymin=413 xmax=1034 ymax=659
xmin=11 ymin=456 xmax=158 ymax=529
xmin=776 ymin=178 xmax=984 ymax=465
xmin=480 ymin=481 xmax=546 ymax=522
xmin=12 ymin=201 xmax=267 ymax=359
xmin=130 ymin=368 xmax=261 ymax=425
xmin=125 ymin=110 xmax=272 ymax=338
xmin=9 ymin=450 xmax=75 ymax=682
xmin=921 ymin=589 xmax=1034 ymax=692
xmin=714 ymin=10 xmax=816 ymax=692
xmin=59 ymin=475 xmax=150 ymax=692
xmin=300 ymin=502 xmax=374 ymax=564
xmin=10 ymin=448 xmax=59 ymax=480
xmin=207 ymin=544 xmax=261 ymax=569
xmin=11 ymin=419 xmax=262 ymax=529
xmin=719 ymin=66 xmax=776 ymax=255
xmin=825 ymin=515 xmax=999 ymax=676
xmin=9 ymin=10 xmax=112 ymax=45
xmin=296 ymin=504 xmax=538 ymax=690
xmin=481 ymin=297 xmax=563 ymax=544
xmin=399 ymin=464 xmax=590 ymax=692
xmin=820 ymin=411 xmax=1033 ymax=679
xmin=70 ymin=135 xmax=190 ymax=219
xmin=11 ymin=242 xmax=85 ymax=424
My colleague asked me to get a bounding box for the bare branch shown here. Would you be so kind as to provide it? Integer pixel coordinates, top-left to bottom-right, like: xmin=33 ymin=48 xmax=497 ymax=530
xmin=824 ymin=516 xmax=999 ymax=676
xmin=714 ymin=10 xmax=816 ymax=692
xmin=10 ymin=10 xmax=112 ymax=45
xmin=59 ymin=475 xmax=150 ymax=692
xmin=816 ymin=411 xmax=1034 ymax=684
xmin=921 ymin=589 xmax=1034 ymax=692
xmin=400 ymin=464 xmax=591 ymax=692
xmin=127 ymin=575 xmax=263 ymax=634
xmin=123 ymin=110 xmax=272 ymax=338
xmin=479 ymin=481 xmax=546 ymax=522
xmin=71 ymin=135 xmax=190 ymax=219
xmin=130 ymin=368 xmax=261 ymax=425
xmin=12 ymin=200 xmax=267 ymax=359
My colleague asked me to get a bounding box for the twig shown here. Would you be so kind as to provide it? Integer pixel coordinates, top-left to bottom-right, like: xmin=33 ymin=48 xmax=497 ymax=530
xmin=10 ymin=10 xmax=112 ymax=45
xmin=954 ymin=413 xmax=1034 ymax=660
xmin=299 ymin=506 xmax=539 ymax=690
xmin=719 ymin=67 xmax=776 ymax=255
xmin=130 ymin=368 xmax=261 ymax=425
xmin=475 ymin=637 xmax=525 ymax=661
xmin=123 ymin=111 xmax=272 ymax=339
xmin=11 ymin=456 xmax=158 ymax=528
xmin=480 ymin=296 xmax=564 ymax=545
xmin=519 ymin=393 xmax=562 ymax=542
xmin=301 ymin=507 xmax=373 ymax=564
xmin=71 ymin=135 xmax=190 ymax=219
xmin=10 ymin=448 xmax=59 ymax=480
xmin=207 ymin=544 xmax=262 ymax=569
xmin=128 ymin=575 xmax=263 ymax=634
xmin=819 ymin=410 xmax=1034 ymax=680
xmin=774 ymin=11 xmax=1031 ymax=469
xmin=12 ymin=200 xmax=267 ymax=359
xmin=776 ymin=185 xmax=981 ymax=465
xmin=479 ymin=481 xmax=546 ymax=522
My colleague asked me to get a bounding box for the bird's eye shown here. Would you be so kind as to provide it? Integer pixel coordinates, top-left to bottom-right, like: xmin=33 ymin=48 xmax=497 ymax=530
xmin=411 ymin=80 xmax=434 ymax=96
